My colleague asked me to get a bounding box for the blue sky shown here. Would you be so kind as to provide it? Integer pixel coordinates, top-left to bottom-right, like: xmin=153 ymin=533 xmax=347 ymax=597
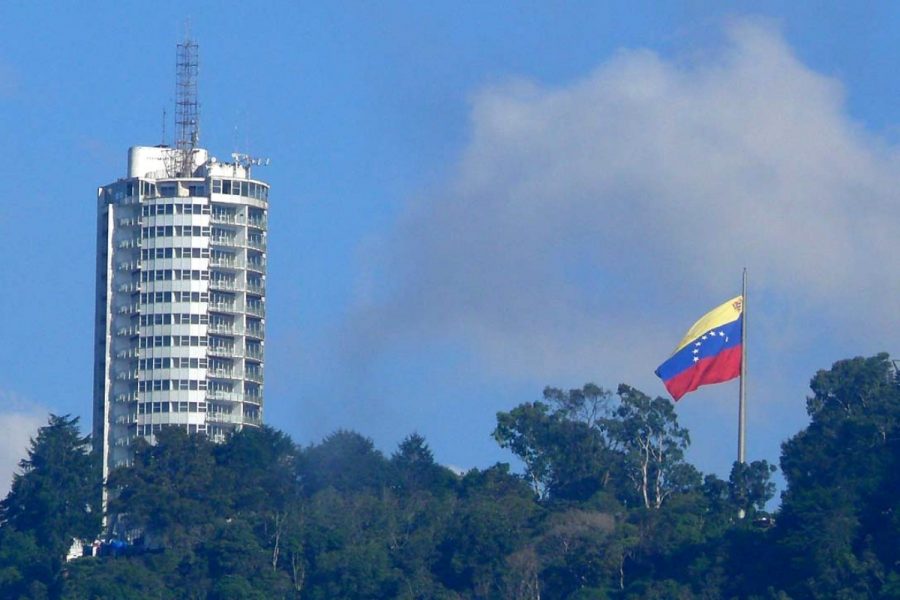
xmin=2 ymin=2 xmax=900 ymax=497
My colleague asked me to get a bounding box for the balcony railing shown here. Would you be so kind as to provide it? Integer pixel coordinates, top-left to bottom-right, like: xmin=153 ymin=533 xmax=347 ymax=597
xmin=245 ymin=370 xmax=264 ymax=383
xmin=210 ymin=213 xmax=246 ymax=225
xmin=208 ymin=345 xmax=239 ymax=359
xmin=247 ymin=238 xmax=266 ymax=251
xmin=209 ymin=279 xmax=239 ymax=292
xmin=118 ymin=303 xmax=140 ymax=315
xmin=210 ymin=236 xmax=241 ymax=248
xmin=206 ymin=390 xmax=244 ymax=403
xmin=209 ymin=256 xmax=244 ymax=269
xmin=207 ymin=322 xmax=237 ymax=335
xmin=117 ymin=261 xmax=141 ymax=272
xmin=206 ymin=411 xmax=261 ymax=426
xmin=208 ymin=368 xmax=243 ymax=379
xmin=246 ymin=283 xmax=265 ymax=296
xmin=208 ymin=302 xmax=239 ymax=313
xmin=116 ymin=325 xmax=140 ymax=337
xmin=246 ymin=259 xmax=266 ymax=273
xmin=117 ymin=282 xmax=141 ymax=294
xmin=205 ymin=412 xmax=242 ymax=424
xmin=245 ymin=304 xmax=265 ymax=317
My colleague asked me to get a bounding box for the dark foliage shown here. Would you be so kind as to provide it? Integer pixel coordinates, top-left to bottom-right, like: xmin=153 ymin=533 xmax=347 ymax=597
xmin=0 ymin=414 xmax=100 ymax=598
xmin=6 ymin=354 xmax=900 ymax=598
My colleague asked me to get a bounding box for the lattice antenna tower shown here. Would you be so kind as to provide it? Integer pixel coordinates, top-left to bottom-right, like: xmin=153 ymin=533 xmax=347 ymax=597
xmin=174 ymin=34 xmax=200 ymax=176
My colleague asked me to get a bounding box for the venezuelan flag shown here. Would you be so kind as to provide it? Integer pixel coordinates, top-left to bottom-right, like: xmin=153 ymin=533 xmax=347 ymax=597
xmin=655 ymin=296 xmax=743 ymax=401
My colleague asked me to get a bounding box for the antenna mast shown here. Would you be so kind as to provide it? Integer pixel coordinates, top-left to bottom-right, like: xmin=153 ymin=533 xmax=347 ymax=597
xmin=174 ymin=33 xmax=199 ymax=176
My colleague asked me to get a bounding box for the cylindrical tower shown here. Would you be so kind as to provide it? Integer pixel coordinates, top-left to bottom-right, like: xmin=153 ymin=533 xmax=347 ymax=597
xmin=93 ymin=146 xmax=269 ymax=478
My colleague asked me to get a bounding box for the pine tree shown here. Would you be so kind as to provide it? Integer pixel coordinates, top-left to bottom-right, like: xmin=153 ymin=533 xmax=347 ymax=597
xmin=0 ymin=414 xmax=100 ymax=596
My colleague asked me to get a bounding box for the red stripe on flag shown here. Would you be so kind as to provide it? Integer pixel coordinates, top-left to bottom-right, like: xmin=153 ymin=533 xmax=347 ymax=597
xmin=663 ymin=344 xmax=742 ymax=401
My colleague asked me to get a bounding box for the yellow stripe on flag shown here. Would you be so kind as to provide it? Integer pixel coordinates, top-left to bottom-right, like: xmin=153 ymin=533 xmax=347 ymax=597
xmin=671 ymin=295 xmax=743 ymax=354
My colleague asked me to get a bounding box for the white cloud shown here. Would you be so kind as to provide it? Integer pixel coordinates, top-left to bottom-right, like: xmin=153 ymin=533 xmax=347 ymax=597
xmin=327 ymin=18 xmax=900 ymax=480
xmin=0 ymin=393 xmax=47 ymax=498
xmin=352 ymin=18 xmax=900 ymax=394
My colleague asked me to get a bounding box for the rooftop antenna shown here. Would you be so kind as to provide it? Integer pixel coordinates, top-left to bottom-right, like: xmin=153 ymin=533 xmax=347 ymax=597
xmin=174 ymin=24 xmax=199 ymax=176
xmin=161 ymin=107 xmax=167 ymax=146
xmin=231 ymin=152 xmax=271 ymax=178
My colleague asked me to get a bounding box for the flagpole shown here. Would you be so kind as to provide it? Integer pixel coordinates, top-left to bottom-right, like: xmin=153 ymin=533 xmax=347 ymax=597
xmin=738 ymin=268 xmax=747 ymax=465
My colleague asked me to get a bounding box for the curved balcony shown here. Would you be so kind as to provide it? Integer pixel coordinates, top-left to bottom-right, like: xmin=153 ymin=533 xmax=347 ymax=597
xmin=246 ymin=258 xmax=266 ymax=273
xmin=116 ymin=325 xmax=140 ymax=337
xmin=207 ymin=368 xmax=243 ymax=380
xmin=246 ymin=282 xmax=265 ymax=296
xmin=245 ymin=369 xmax=264 ymax=384
xmin=208 ymin=301 xmax=239 ymax=314
xmin=205 ymin=412 xmax=243 ymax=424
xmin=209 ymin=279 xmax=240 ymax=292
xmin=210 ymin=213 xmax=246 ymax=225
xmin=207 ymin=322 xmax=237 ymax=336
xmin=206 ymin=390 xmax=244 ymax=403
xmin=245 ymin=324 xmax=264 ymax=339
xmin=245 ymin=303 xmax=265 ymax=318
xmin=207 ymin=345 xmax=240 ymax=359
xmin=206 ymin=411 xmax=262 ymax=426
xmin=117 ymin=260 xmax=142 ymax=272
xmin=209 ymin=256 xmax=244 ymax=269
xmin=117 ymin=282 xmax=141 ymax=294
xmin=210 ymin=235 xmax=241 ymax=248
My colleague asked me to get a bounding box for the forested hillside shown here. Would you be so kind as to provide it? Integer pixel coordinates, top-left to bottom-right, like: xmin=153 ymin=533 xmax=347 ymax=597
xmin=2 ymin=353 xmax=900 ymax=599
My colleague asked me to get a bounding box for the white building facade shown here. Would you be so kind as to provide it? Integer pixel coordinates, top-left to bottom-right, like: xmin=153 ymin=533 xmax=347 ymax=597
xmin=93 ymin=145 xmax=269 ymax=479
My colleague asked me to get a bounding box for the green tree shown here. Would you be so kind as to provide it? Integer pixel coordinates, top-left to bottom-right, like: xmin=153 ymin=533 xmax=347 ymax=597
xmin=388 ymin=434 xmax=460 ymax=598
xmin=61 ymin=556 xmax=170 ymax=600
xmin=107 ymin=426 xmax=226 ymax=550
xmin=610 ymin=385 xmax=695 ymax=510
xmin=302 ymin=488 xmax=401 ymax=599
xmin=435 ymin=464 xmax=541 ymax=597
xmin=533 ymin=508 xmax=623 ymax=598
xmin=493 ymin=385 xmax=619 ymax=502
xmin=298 ymin=430 xmax=392 ymax=495
xmin=215 ymin=426 xmax=302 ymax=582
xmin=392 ymin=433 xmax=457 ymax=496
xmin=776 ymin=353 xmax=900 ymax=598
xmin=728 ymin=460 xmax=776 ymax=518
xmin=199 ymin=519 xmax=292 ymax=599
xmin=0 ymin=414 xmax=100 ymax=597
xmin=0 ymin=527 xmax=47 ymax=599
